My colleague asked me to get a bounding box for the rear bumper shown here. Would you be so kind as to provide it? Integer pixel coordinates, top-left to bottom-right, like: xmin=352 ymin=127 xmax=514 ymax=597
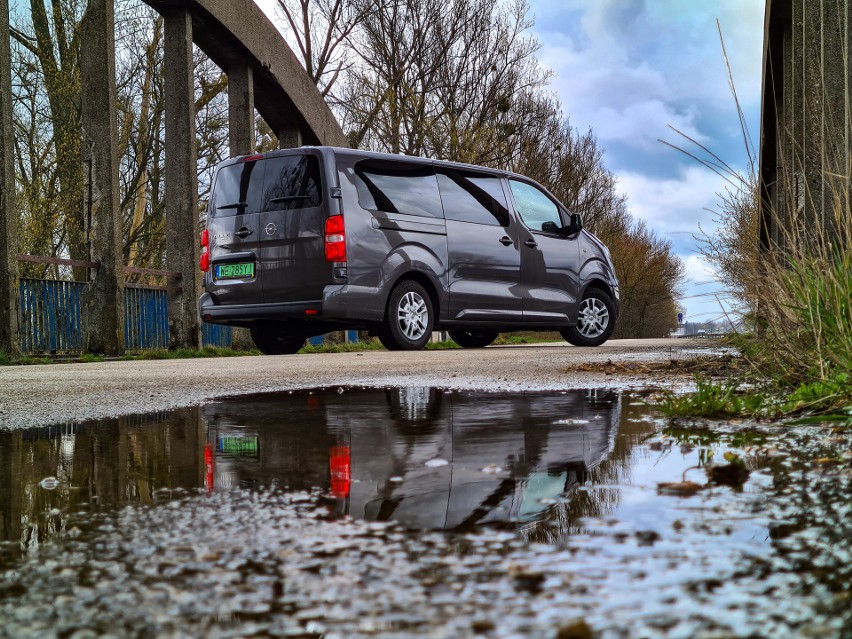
xmin=199 ymin=293 xmax=323 ymax=325
xmin=198 ymin=284 xmax=385 ymax=325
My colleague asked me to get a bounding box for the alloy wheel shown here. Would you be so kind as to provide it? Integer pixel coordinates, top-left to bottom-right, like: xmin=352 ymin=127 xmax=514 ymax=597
xmin=577 ymin=297 xmax=609 ymax=338
xmin=396 ymin=291 xmax=429 ymax=341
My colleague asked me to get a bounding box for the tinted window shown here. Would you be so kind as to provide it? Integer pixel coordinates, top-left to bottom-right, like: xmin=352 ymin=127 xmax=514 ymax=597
xmin=509 ymin=180 xmax=563 ymax=231
xmin=437 ymin=169 xmax=510 ymax=227
xmin=262 ymin=155 xmax=322 ymax=211
xmin=211 ymin=160 xmax=264 ymax=217
xmin=355 ymin=160 xmax=442 ymax=218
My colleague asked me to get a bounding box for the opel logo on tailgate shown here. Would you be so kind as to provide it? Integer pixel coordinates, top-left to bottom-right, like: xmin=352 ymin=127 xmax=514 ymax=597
xmin=264 ymin=223 xmax=277 ymax=236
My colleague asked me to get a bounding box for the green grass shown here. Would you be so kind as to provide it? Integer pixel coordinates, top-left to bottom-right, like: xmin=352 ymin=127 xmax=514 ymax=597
xmin=425 ymin=340 xmax=461 ymax=350
xmin=1 ymin=331 xmax=563 ymax=366
xmin=494 ymin=331 xmax=562 ymax=346
xmin=298 ymin=340 xmax=385 ymax=354
xmin=78 ymin=353 xmax=105 ymax=363
xmin=124 ymin=346 xmax=259 ymax=360
xmin=658 ymin=376 xmax=767 ymax=419
xmin=0 ymin=352 xmax=54 ymax=366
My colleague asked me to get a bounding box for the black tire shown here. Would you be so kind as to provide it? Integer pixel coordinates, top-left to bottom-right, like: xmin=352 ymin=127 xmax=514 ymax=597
xmin=561 ymin=288 xmax=616 ymax=347
xmin=448 ymin=329 xmax=498 ymax=348
xmin=377 ymin=280 xmax=434 ymax=351
xmin=250 ymin=322 xmax=307 ymax=355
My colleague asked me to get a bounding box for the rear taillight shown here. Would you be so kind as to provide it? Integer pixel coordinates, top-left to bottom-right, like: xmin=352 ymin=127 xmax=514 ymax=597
xmin=329 ymin=445 xmax=351 ymax=498
xmin=324 ymin=214 xmax=346 ymax=262
xmin=199 ymin=229 xmax=210 ymax=271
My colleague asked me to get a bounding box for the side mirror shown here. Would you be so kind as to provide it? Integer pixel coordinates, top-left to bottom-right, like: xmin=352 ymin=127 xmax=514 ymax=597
xmin=541 ymin=221 xmax=560 ymax=234
xmin=566 ymin=213 xmax=583 ymax=234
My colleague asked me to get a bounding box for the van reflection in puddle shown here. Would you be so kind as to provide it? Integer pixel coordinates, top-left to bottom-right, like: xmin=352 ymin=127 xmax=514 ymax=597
xmin=202 ymin=387 xmax=620 ymax=531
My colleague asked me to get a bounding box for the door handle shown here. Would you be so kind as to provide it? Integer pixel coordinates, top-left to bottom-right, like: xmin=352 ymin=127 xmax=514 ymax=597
xmin=499 ymin=236 xmax=513 ymax=246
xmin=235 ymin=227 xmax=253 ymax=238
xmin=524 ymin=239 xmax=538 ymax=248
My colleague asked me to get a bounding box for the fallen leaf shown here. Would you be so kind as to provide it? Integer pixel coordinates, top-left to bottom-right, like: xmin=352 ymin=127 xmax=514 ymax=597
xmin=657 ymin=481 xmax=704 ymax=497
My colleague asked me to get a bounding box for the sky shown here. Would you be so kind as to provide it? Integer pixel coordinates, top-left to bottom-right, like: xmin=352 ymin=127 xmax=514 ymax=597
xmin=526 ymin=0 xmax=765 ymax=324
xmin=7 ymin=0 xmax=764 ymax=325
xmin=262 ymin=0 xmax=766 ymax=325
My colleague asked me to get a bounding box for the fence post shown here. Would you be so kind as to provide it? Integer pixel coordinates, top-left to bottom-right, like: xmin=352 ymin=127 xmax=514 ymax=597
xmin=163 ymin=9 xmax=201 ymax=350
xmin=79 ymin=0 xmax=124 ymax=355
xmin=0 ymin=0 xmax=19 ymax=356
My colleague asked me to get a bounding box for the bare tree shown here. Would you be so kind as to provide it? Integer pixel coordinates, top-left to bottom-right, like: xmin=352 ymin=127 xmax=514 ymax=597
xmin=10 ymin=0 xmax=85 ymax=272
xmin=276 ymin=0 xmax=368 ymax=97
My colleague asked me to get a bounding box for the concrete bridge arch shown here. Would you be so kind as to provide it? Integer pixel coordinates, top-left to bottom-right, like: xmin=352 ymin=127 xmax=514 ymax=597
xmin=0 ymin=0 xmax=347 ymax=355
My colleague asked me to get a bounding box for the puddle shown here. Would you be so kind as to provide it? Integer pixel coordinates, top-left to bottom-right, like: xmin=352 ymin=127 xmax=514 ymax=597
xmin=0 ymin=387 xmax=850 ymax=638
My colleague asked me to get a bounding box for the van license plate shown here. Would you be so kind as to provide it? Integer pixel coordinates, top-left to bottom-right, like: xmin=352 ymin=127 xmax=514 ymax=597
xmin=215 ymin=262 xmax=255 ymax=279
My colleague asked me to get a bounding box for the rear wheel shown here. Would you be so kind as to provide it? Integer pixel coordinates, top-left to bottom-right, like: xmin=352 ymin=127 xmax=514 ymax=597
xmin=378 ymin=281 xmax=434 ymax=351
xmin=561 ymin=288 xmax=616 ymax=347
xmin=250 ymin=322 xmax=307 ymax=355
xmin=448 ymin=329 xmax=498 ymax=348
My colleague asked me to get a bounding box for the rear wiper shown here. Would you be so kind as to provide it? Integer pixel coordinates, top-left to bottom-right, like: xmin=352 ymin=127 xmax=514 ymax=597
xmin=217 ymin=201 xmax=247 ymax=210
xmin=270 ymin=195 xmax=311 ymax=203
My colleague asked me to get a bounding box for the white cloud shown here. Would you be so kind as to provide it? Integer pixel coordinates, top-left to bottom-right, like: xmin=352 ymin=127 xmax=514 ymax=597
xmin=531 ymin=1 xmax=764 ymax=155
xmin=615 ymin=165 xmax=727 ymax=238
xmin=682 ymin=254 xmax=717 ymax=286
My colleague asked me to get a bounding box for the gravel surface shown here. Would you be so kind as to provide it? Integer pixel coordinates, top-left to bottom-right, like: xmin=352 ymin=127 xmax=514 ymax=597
xmin=0 ymin=338 xmax=721 ymax=431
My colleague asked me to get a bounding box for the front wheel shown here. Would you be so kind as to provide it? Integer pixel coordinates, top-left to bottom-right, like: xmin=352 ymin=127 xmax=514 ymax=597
xmin=448 ymin=329 xmax=498 ymax=348
xmin=250 ymin=322 xmax=307 ymax=355
xmin=561 ymin=288 xmax=616 ymax=347
xmin=377 ymin=281 xmax=434 ymax=351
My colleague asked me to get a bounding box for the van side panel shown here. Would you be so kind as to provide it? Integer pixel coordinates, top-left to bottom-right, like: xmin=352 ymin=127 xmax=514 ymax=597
xmin=333 ymin=154 xmax=449 ymax=323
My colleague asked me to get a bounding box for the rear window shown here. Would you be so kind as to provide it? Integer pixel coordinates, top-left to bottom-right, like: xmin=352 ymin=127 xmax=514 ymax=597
xmin=437 ymin=168 xmax=510 ymax=227
xmin=262 ymin=155 xmax=323 ymax=211
xmin=211 ymin=160 xmax=265 ymax=217
xmin=354 ymin=160 xmax=442 ymax=218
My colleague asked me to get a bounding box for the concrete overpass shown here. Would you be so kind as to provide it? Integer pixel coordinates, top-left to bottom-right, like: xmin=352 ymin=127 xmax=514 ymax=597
xmin=0 ymin=0 xmax=347 ymax=355
xmin=759 ymin=0 xmax=852 ymax=250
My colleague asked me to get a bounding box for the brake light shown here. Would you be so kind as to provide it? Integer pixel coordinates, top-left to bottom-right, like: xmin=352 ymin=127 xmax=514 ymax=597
xmin=199 ymin=229 xmax=210 ymax=271
xmin=329 ymin=445 xmax=351 ymax=498
xmin=243 ymin=154 xmax=263 ymax=162
xmin=324 ymin=215 xmax=346 ymax=262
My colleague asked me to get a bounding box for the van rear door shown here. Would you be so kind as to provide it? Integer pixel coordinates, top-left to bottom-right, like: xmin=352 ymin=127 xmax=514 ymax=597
xmin=206 ymin=158 xmax=265 ymax=305
xmin=258 ymin=152 xmax=331 ymax=303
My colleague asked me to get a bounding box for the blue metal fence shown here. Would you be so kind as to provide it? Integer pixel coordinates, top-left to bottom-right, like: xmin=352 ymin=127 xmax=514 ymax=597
xmin=124 ymin=285 xmax=169 ymax=350
xmin=19 ymin=279 xmax=84 ymax=353
xmin=19 ymin=279 xmax=232 ymax=353
xmin=202 ymin=321 xmax=234 ymax=348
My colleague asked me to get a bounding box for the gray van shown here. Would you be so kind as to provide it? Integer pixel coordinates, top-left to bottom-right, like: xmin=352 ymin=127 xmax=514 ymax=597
xmin=198 ymin=147 xmax=619 ymax=354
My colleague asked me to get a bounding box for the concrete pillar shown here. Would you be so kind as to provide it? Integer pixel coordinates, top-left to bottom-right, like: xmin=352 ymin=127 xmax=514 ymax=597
xmin=164 ymin=9 xmax=201 ymax=350
xmin=0 ymin=0 xmax=19 ymax=356
xmin=79 ymin=0 xmax=124 ymax=355
xmin=228 ymin=64 xmax=255 ymax=156
xmin=279 ymin=125 xmax=302 ymax=149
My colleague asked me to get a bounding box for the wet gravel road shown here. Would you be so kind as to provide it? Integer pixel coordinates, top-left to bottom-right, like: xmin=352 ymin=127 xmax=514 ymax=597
xmin=3 ymin=339 xmax=849 ymax=638
xmin=0 ymin=338 xmax=713 ymax=430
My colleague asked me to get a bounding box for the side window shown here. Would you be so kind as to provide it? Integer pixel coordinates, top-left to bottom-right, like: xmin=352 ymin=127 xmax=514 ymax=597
xmin=211 ymin=160 xmax=265 ymax=217
xmin=509 ymin=180 xmax=563 ymax=232
xmin=436 ymin=169 xmax=510 ymax=227
xmin=262 ymin=155 xmax=322 ymax=211
xmin=354 ymin=160 xmax=443 ymax=218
